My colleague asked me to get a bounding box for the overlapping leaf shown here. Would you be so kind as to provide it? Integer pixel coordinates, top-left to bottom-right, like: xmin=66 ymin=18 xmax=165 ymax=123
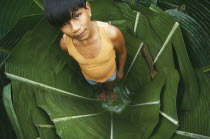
xmin=1 ymin=0 xmax=210 ymax=139
xmin=0 ymin=0 xmax=42 ymax=39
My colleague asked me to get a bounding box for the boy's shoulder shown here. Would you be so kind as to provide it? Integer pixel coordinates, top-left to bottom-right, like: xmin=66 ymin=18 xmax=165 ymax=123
xmin=96 ymin=21 xmax=109 ymax=28
xmin=96 ymin=20 xmax=122 ymax=42
xmin=107 ymin=24 xmax=122 ymax=42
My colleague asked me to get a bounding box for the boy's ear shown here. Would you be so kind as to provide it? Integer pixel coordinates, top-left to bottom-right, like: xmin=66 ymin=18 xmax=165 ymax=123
xmin=86 ymin=2 xmax=92 ymax=17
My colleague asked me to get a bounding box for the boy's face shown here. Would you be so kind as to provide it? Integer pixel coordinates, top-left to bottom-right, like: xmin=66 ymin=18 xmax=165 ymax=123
xmin=60 ymin=2 xmax=92 ymax=41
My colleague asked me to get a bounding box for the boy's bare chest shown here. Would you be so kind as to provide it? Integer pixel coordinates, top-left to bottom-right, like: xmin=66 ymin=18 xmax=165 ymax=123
xmin=74 ymin=39 xmax=101 ymax=59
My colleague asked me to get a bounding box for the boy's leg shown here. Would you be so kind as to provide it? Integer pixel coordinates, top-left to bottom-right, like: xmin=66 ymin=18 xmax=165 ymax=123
xmin=99 ymin=87 xmax=106 ymax=101
xmin=93 ymin=83 xmax=106 ymax=101
xmin=141 ymin=45 xmax=158 ymax=79
xmin=103 ymin=80 xmax=116 ymax=101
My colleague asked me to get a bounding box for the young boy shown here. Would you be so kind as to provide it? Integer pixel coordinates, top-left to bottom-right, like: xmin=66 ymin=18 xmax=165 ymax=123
xmin=44 ymin=0 xmax=127 ymax=101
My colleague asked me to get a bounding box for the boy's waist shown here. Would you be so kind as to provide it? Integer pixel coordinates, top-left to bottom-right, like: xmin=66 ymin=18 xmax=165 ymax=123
xmin=80 ymin=61 xmax=116 ymax=82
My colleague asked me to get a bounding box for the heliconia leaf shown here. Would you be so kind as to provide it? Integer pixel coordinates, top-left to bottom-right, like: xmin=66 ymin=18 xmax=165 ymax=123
xmin=3 ymin=84 xmax=23 ymax=139
xmin=33 ymin=0 xmax=44 ymax=11
xmin=0 ymin=14 xmax=43 ymax=65
xmin=0 ymin=0 xmax=42 ymax=39
xmin=172 ymin=70 xmax=210 ymax=138
xmin=1 ymin=0 xmax=210 ymax=138
xmin=116 ymin=0 xmax=199 ymax=111
xmin=149 ymin=68 xmax=179 ymax=139
xmin=166 ymin=9 xmax=210 ymax=69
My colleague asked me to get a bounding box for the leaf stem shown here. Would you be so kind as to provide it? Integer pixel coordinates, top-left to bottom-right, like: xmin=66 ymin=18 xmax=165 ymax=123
xmin=176 ymin=130 xmax=210 ymax=139
xmin=5 ymin=72 xmax=98 ymax=101
xmin=154 ymin=22 xmax=179 ymax=64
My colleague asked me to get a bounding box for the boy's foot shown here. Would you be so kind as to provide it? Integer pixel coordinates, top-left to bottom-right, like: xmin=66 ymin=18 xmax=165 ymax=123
xmin=98 ymin=89 xmax=106 ymax=101
xmin=108 ymin=89 xmax=116 ymax=101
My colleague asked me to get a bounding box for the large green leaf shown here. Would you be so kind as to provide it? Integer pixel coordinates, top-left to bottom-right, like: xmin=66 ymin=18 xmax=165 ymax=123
xmin=0 ymin=14 xmax=43 ymax=65
xmin=90 ymin=0 xmax=124 ymax=21
xmin=116 ymin=1 xmax=198 ymax=111
xmin=2 ymin=84 xmax=23 ymax=139
xmin=115 ymin=0 xmax=210 ymax=75
xmin=172 ymin=70 xmax=210 ymax=138
xmin=166 ymin=9 xmax=210 ymax=69
xmin=11 ymin=81 xmax=58 ymax=139
xmin=4 ymin=4 xmax=163 ymax=138
xmin=2 ymin=0 xmax=210 ymax=138
xmin=0 ymin=0 xmax=42 ymax=39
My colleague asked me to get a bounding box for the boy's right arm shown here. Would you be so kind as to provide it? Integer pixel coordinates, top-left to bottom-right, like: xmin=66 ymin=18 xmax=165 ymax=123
xmin=60 ymin=37 xmax=68 ymax=53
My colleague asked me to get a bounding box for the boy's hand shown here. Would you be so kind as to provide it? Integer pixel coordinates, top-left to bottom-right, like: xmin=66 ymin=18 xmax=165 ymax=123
xmin=117 ymin=71 xmax=124 ymax=80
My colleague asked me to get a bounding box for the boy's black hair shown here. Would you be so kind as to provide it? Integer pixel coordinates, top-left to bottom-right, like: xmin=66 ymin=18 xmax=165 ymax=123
xmin=44 ymin=0 xmax=87 ymax=27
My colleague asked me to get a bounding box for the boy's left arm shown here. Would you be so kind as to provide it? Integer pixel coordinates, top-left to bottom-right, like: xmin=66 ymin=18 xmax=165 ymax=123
xmin=109 ymin=25 xmax=127 ymax=80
